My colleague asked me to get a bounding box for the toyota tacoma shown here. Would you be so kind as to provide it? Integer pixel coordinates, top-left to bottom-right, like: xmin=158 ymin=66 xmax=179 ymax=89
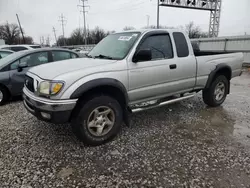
xmin=22 ymin=29 xmax=243 ymax=146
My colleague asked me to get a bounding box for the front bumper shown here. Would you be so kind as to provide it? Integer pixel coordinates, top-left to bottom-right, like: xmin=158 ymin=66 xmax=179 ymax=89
xmin=23 ymin=87 xmax=77 ymax=124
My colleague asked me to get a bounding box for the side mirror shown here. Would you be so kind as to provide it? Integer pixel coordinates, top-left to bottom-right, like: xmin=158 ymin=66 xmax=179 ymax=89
xmin=17 ymin=62 xmax=28 ymax=72
xmin=133 ymin=49 xmax=152 ymax=63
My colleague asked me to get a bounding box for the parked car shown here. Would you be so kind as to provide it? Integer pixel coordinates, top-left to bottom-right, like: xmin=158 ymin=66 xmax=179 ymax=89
xmin=0 ymin=49 xmax=14 ymax=59
xmin=0 ymin=48 xmax=79 ymax=105
xmin=23 ymin=29 xmax=243 ymax=146
xmin=0 ymin=45 xmax=42 ymax=52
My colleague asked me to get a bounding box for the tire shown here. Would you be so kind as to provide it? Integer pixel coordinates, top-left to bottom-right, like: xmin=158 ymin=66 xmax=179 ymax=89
xmin=202 ymin=75 xmax=229 ymax=107
xmin=71 ymin=95 xmax=123 ymax=146
xmin=0 ymin=86 xmax=9 ymax=106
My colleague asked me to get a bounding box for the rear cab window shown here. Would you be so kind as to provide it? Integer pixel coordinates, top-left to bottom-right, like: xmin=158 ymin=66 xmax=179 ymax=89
xmin=173 ymin=32 xmax=189 ymax=57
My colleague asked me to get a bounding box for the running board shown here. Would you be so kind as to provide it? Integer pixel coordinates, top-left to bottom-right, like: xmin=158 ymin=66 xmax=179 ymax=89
xmin=131 ymin=94 xmax=194 ymax=113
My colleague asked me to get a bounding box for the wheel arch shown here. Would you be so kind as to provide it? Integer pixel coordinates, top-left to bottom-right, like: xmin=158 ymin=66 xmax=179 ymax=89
xmin=70 ymin=78 xmax=128 ymax=104
xmin=205 ymin=64 xmax=232 ymax=90
xmin=0 ymin=83 xmax=11 ymax=97
xmin=70 ymin=78 xmax=130 ymax=125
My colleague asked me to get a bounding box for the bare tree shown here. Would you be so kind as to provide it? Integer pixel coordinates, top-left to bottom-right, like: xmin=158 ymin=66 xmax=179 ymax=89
xmin=57 ymin=27 xmax=112 ymax=46
xmin=123 ymin=26 xmax=136 ymax=31
xmin=14 ymin=36 xmax=34 ymax=44
xmin=185 ymin=22 xmax=208 ymax=39
xmin=0 ymin=22 xmax=21 ymax=44
xmin=90 ymin=27 xmax=108 ymax=44
xmin=69 ymin=28 xmax=84 ymax=45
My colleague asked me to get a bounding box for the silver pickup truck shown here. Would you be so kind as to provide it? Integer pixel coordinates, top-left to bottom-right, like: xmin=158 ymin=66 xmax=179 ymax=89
xmin=23 ymin=29 xmax=243 ymax=146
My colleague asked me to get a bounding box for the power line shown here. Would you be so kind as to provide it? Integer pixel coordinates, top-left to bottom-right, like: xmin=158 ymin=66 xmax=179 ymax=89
xmin=58 ymin=13 xmax=67 ymax=45
xmin=78 ymin=0 xmax=90 ymax=45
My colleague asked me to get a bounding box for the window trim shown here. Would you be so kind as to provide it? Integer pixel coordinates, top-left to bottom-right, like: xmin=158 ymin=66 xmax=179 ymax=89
xmin=133 ymin=32 xmax=174 ymax=62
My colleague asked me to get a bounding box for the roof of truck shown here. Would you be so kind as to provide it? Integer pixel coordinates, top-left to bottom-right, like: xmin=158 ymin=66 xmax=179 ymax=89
xmin=116 ymin=28 xmax=185 ymax=34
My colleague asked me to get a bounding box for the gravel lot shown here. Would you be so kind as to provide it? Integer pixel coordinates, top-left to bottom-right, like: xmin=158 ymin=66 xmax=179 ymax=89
xmin=1 ymin=71 xmax=250 ymax=187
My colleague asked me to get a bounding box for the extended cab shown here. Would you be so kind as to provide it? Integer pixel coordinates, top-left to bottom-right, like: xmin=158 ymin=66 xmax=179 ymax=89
xmin=22 ymin=29 xmax=243 ymax=146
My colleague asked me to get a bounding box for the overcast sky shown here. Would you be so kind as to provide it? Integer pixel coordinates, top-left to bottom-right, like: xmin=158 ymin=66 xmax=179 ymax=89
xmin=0 ymin=0 xmax=249 ymax=44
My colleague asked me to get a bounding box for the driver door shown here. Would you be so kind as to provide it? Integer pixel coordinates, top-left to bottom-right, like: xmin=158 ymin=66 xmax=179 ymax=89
xmin=128 ymin=33 xmax=176 ymax=102
xmin=9 ymin=51 xmax=49 ymax=95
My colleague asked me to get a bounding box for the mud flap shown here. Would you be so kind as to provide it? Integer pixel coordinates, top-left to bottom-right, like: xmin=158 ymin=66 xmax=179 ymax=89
xmin=123 ymin=107 xmax=131 ymax=127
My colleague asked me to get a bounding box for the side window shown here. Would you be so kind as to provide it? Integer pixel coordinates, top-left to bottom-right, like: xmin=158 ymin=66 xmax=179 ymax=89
xmin=10 ymin=46 xmax=28 ymax=52
xmin=2 ymin=47 xmax=10 ymax=50
xmin=20 ymin=52 xmax=49 ymax=67
xmin=10 ymin=60 xmax=20 ymax=70
xmin=138 ymin=34 xmax=173 ymax=60
xmin=52 ymin=51 xmax=71 ymax=61
xmin=71 ymin=53 xmax=78 ymax=59
xmin=173 ymin=32 xmax=189 ymax=57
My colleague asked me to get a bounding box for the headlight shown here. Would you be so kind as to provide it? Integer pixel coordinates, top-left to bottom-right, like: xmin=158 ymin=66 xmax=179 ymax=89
xmin=38 ymin=81 xmax=64 ymax=95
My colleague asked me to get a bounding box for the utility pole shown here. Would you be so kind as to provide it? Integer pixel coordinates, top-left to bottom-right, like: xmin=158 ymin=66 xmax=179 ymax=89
xmin=52 ymin=27 xmax=58 ymax=46
xmin=16 ymin=14 xmax=25 ymax=44
xmin=46 ymin=35 xmax=51 ymax=46
xmin=157 ymin=0 xmax=160 ymax=29
xmin=146 ymin=15 xmax=150 ymax=28
xmin=58 ymin=14 xmax=67 ymax=46
xmin=78 ymin=0 xmax=89 ymax=45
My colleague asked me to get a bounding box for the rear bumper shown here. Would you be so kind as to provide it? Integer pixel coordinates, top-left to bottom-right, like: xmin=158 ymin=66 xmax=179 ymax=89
xmin=23 ymin=87 xmax=77 ymax=124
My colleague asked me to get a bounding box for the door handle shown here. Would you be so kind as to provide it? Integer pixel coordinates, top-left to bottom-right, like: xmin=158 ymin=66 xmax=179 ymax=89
xmin=169 ymin=64 xmax=177 ymax=69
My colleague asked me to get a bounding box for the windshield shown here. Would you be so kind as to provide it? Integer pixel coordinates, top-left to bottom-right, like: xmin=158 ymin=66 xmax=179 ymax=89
xmin=0 ymin=51 xmax=25 ymax=67
xmin=88 ymin=32 xmax=141 ymax=60
xmin=0 ymin=51 xmax=13 ymax=59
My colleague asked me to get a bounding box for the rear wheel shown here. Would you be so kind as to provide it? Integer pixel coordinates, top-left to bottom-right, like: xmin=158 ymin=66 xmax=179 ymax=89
xmin=202 ymin=75 xmax=229 ymax=107
xmin=71 ymin=95 xmax=123 ymax=146
xmin=0 ymin=86 xmax=9 ymax=106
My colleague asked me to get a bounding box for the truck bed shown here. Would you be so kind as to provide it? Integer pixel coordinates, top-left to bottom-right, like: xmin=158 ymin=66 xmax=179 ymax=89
xmin=194 ymin=50 xmax=230 ymax=57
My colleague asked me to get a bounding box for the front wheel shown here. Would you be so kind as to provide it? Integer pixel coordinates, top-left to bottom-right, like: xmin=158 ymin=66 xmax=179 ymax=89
xmin=202 ymin=75 xmax=229 ymax=107
xmin=71 ymin=95 xmax=123 ymax=146
xmin=0 ymin=86 xmax=9 ymax=106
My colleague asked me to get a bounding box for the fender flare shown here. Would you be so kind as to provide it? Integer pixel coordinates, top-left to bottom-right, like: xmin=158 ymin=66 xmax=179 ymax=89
xmin=205 ymin=63 xmax=232 ymax=89
xmin=70 ymin=78 xmax=129 ymax=105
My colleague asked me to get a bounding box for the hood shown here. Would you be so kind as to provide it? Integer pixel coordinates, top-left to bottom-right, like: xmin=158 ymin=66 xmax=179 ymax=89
xmin=28 ymin=58 xmax=117 ymax=80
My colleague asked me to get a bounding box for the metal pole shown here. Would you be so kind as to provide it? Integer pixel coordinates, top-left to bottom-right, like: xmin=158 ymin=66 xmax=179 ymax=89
xmin=83 ymin=1 xmax=87 ymax=45
xmin=16 ymin=14 xmax=25 ymax=44
xmin=53 ymin=27 xmax=58 ymax=46
xmin=147 ymin=15 xmax=150 ymax=28
xmin=78 ymin=0 xmax=89 ymax=45
xmin=59 ymin=14 xmax=66 ymax=46
xmin=157 ymin=0 xmax=160 ymax=29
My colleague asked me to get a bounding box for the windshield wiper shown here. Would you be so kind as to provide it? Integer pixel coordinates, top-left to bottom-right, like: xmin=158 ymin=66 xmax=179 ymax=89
xmin=94 ymin=54 xmax=113 ymax=60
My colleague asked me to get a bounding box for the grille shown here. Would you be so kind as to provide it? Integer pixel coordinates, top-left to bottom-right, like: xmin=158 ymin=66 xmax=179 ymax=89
xmin=25 ymin=76 xmax=34 ymax=92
